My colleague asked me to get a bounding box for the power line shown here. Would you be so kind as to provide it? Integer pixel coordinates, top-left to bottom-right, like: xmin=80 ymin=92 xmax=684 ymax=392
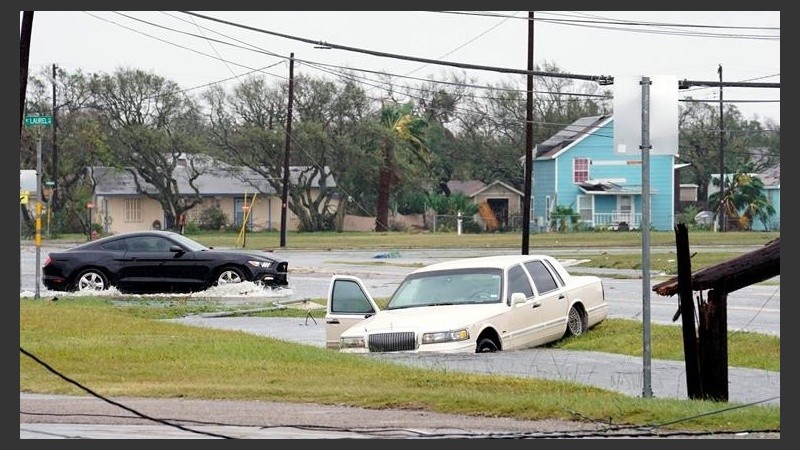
xmin=179 ymin=11 xmax=614 ymax=84
xmin=433 ymin=11 xmax=780 ymax=39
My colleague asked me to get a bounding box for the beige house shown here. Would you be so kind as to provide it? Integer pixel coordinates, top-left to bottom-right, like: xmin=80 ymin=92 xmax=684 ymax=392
xmin=447 ymin=180 xmax=524 ymax=231
xmin=88 ymin=160 xmax=337 ymax=235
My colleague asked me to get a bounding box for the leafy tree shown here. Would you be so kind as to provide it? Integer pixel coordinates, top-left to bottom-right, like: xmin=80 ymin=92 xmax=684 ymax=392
xmin=678 ymin=99 xmax=780 ymax=206
xmin=87 ymin=67 xmax=207 ymax=231
xmin=374 ymin=102 xmax=430 ymax=232
xmin=203 ymin=74 xmax=369 ymax=231
xmin=23 ymin=66 xmax=108 ymax=234
xmin=709 ymin=167 xmax=775 ymax=231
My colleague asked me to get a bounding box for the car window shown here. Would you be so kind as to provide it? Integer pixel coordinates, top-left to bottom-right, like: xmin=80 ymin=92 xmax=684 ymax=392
xmin=507 ymin=265 xmax=534 ymax=303
xmin=152 ymin=237 xmax=172 ymax=251
xmin=100 ymin=240 xmax=127 ymax=251
xmin=524 ymin=260 xmax=559 ymax=294
xmin=126 ymin=236 xmax=170 ymax=252
xmin=331 ymin=279 xmax=375 ymax=314
xmin=387 ymin=268 xmax=502 ymax=309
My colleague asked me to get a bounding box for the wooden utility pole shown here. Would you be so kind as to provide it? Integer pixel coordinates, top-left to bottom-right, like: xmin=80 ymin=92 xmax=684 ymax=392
xmin=675 ymin=223 xmax=702 ymax=399
xmin=521 ymin=11 xmax=534 ymax=255
xmin=20 ymin=11 xmax=34 ymax=137
xmin=280 ymin=53 xmax=295 ymax=248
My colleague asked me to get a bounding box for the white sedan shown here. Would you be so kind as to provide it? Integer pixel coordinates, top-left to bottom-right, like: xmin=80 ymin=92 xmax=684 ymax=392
xmin=325 ymin=254 xmax=608 ymax=353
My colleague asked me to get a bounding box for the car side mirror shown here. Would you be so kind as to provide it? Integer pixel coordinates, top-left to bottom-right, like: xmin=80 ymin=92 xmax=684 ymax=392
xmin=510 ymin=292 xmax=527 ymax=306
xmin=169 ymin=245 xmax=184 ymax=253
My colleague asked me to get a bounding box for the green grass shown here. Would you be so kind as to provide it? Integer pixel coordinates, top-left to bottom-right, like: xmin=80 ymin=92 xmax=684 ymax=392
xmin=20 ymin=298 xmax=779 ymax=433
xmin=49 ymin=229 xmax=779 ymax=251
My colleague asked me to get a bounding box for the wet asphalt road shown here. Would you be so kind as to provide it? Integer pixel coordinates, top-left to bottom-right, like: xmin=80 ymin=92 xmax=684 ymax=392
xmin=21 ymin=243 xmax=780 ymax=336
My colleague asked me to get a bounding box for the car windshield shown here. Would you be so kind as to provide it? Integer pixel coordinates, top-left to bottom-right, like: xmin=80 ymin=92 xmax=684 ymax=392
xmin=386 ymin=268 xmax=503 ymax=309
xmin=168 ymin=233 xmax=210 ymax=252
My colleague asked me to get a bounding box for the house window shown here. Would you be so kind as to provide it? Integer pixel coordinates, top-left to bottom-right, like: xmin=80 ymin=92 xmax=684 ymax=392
xmin=124 ymin=198 xmax=142 ymax=223
xmin=573 ymin=158 xmax=590 ymax=183
xmin=577 ymin=195 xmax=592 ymax=221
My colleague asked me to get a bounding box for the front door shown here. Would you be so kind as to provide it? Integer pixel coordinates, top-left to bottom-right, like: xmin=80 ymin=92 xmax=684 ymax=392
xmin=618 ymin=195 xmax=633 ymax=226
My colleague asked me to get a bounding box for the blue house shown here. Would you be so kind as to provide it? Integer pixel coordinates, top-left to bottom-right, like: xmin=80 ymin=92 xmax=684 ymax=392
xmin=530 ymin=115 xmax=676 ymax=231
xmin=755 ymin=165 xmax=780 ymax=231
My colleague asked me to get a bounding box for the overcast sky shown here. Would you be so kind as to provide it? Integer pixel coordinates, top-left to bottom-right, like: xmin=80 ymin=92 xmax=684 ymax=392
xmin=22 ymin=11 xmax=780 ymax=125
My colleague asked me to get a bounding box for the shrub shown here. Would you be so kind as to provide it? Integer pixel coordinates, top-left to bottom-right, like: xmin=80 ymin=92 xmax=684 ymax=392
xmin=197 ymin=206 xmax=229 ymax=231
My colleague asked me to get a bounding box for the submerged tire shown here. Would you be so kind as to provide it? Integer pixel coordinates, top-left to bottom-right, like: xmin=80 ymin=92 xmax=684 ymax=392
xmin=476 ymin=338 xmax=499 ymax=353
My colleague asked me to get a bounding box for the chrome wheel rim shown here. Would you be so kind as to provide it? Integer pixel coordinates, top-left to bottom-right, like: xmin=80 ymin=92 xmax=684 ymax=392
xmin=568 ymin=308 xmax=583 ymax=335
xmin=218 ymin=270 xmax=243 ymax=285
xmin=77 ymin=272 xmax=105 ymax=291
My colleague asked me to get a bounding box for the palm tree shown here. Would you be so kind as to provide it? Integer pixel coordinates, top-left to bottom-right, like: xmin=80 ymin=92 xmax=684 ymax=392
xmin=709 ymin=169 xmax=775 ymax=231
xmin=375 ymin=102 xmax=429 ymax=232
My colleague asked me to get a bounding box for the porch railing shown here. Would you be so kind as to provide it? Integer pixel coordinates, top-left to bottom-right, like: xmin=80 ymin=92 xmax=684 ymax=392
xmin=592 ymin=212 xmax=642 ymax=229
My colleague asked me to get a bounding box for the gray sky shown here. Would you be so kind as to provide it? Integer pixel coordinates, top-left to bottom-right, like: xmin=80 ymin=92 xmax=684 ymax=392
xmin=22 ymin=11 xmax=780 ymax=125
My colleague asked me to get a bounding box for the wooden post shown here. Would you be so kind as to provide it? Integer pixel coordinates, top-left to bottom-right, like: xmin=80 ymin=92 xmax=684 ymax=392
xmin=698 ymin=289 xmax=729 ymax=402
xmin=675 ymin=223 xmax=703 ymax=399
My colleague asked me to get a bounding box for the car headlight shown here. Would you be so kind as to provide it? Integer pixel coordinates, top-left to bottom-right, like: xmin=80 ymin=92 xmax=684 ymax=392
xmin=340 ymin=336 xmax=366 ymax=349
xmin=421 ymin=329 xmax=470 ymax=344
xmin=247 ymin=260 xmax=272 ymax=268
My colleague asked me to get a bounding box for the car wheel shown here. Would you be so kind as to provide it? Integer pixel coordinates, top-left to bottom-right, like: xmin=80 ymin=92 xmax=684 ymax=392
xmin=215 ymin=267 xmax=245 ymax=286
xmin=476 ymin=338 xmax=499 ymax=353
xmin=566 ymin=305 xmax=585 ymax=337
xmin=73 ymin=269 xmax=109 ymax=292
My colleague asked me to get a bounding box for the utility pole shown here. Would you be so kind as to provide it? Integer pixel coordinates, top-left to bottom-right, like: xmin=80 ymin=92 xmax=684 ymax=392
xmin=52 ymin=63 xmax=59 ymax=212
xmin=20 ymin=11 xmax=34 ymax=137
xmin=717 ymin=64 xmax=725 ymax=232
xmin=280 ymin=53 xmax=295 ymax=248
xmin=521 ymin=11 xmax=534 ymax=255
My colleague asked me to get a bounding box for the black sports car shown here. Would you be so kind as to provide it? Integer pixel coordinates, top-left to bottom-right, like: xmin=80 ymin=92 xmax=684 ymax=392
xmin=42 ymin=230 xmax=289 ymax=294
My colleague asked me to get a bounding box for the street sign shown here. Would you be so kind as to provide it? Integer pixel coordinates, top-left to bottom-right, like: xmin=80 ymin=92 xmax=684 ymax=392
xmin=24 ymin=115 xmax=52 ymax=126
xmin=20 ymin=190 xmax=29 ymax=205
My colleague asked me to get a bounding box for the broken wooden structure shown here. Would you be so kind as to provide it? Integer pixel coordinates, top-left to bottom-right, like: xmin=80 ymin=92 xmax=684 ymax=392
xmin=652 ymin=227 xmax=779 ymax=402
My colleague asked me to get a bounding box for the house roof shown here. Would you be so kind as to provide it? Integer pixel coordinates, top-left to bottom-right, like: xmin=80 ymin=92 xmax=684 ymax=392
xmin=91 ymin=156 xmax=335 ymax=196
xmin=470 ymin=180 xmax=524 ymax=198
xmin=446 ymin=180 xmax=487 ymax=196
xmin=534 ymin=115 xmax=612 ymax=159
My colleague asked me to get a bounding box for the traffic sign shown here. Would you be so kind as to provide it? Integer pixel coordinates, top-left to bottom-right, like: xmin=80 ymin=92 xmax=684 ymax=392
xmin=20 ymin=190 xmax=29 ymax=205
xmin=24 ymin=115 xmax=52 ymax=126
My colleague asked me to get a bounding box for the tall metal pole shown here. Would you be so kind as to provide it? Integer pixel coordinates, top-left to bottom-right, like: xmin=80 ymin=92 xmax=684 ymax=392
xmin=640 ymin=76 xmax=652 ymax=398
xmin=280 ymin=53 xmax=295 ymax=248
xmin=717 ymin=64 xmax=725 ymax=232
xmin=521 ymin=11 xmax=534 ymax=255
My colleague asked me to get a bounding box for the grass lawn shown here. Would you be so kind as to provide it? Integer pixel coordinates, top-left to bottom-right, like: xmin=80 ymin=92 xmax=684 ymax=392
xmin=20 ymin=298 xmax=779 ymax=433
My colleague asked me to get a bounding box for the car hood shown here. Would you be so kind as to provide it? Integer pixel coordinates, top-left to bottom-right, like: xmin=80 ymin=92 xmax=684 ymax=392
xmin=205 ymin=249 xmax=287 ymax=263
xmin=343 ymin=303 xmax=507 ymax=336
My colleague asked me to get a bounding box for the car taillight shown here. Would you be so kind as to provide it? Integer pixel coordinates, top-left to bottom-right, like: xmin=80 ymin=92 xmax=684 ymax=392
xmin=43 ymin=255 xmax=52 ymax=267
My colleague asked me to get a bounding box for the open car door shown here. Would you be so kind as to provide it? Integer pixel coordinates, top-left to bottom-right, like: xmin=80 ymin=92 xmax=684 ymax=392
xmin=325 ymin=275 xmax=381 ymax=349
